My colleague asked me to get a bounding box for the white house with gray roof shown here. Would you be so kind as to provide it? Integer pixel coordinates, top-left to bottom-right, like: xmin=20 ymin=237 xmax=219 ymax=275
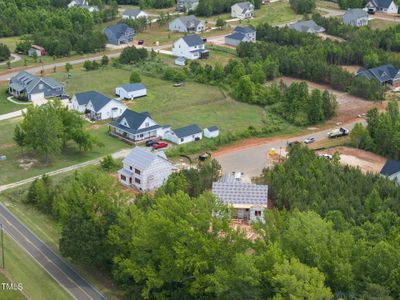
xmin=169 ymin=15 xmax=205 ymax=33
xmin=231 ymin=2 xmax=255 ymax=19
xmin=380 ymin=159 xmax=400 ymax=184
xmin=225 ymin=26 xmax=256 ymax=46
xmin=122 ymin=9 xmax=148 ymax=20
xmin=71 ymin=91 xmax=127 ymax=121
xmin=288 ymin=20 xmax=325 ymax=34
xmin=172 ymin=34 xmax=209 ymax=60
xmin=204 ymin=126 xmax=220 ymax=138
xmin=8 ymin=71 xmax=64 ymax=101
xmin=176 ymin=0 xmax=199 ymax=12
xmin=68 ymin=0 xmax=98 ymax=12
xmin=163 ymin=124 xmax=202 ymax=144
xmin=118 ymin=147 xmax=175 ymax=191
xmin=365 ymin=0 xmax=398 ymax=14
xmin=212 ymin=172 xmax=268 ymax=223
xmin=115 ymin=83 xmax=147 ymax=100
xmin=343 ymin=9 xmax=368 ymax=27
xmin=109 ymin=109 xmax=169 ymax=143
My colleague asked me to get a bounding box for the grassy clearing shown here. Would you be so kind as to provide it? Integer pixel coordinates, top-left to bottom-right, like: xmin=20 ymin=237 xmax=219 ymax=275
xmin=0 ymin=272 xmax=26 ymax=300
xmin=0 ymin=175 xmax=125 ymax=300
xmin=369 ymin=19 xmax=398 ymax=30
xmin=0 ymin=36 xmax=21 ymax=52
xmin=249 ymin=2 xmax=300 ymax=26
xmin=0 ymin=85 xmax=31 ymax=115
xmin=316 ymin=0 xmax=340 ymax=10
xmin=0 ymin=231 xmax=72 ymax=300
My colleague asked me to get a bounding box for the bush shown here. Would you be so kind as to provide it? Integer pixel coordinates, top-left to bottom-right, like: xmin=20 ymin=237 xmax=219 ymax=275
xmin=0 ymin=43 xmax=10 ymax=62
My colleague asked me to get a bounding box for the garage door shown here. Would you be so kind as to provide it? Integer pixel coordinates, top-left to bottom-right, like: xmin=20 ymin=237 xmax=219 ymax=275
xmin=30 ymin=93 xmax=45 ymax=101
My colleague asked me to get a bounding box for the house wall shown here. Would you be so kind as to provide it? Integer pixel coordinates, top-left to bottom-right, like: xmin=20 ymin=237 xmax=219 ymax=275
xmin=164 ymin=130 xmax=202 ymax=144
xmin=98 ymin=100 xmax=127 ymax=120
xmin=169 ymin=19 xmax=188 ymax=32
xmin=231 ymin=4 xmax=254 ymax=19
xmin=343 ymin=15 xmax=368 ymax=27
xmin=30 ymin=81 xmax=64 ymax=99
xmin=388 ymin=171 xmax=400 ymax=185
xmin=225 ymin=37 xmax=241 ymax=46
xmin=116 ymin=87 xmax=147 ymax=99
xmin=172 ymin=38 xmax=205 ymax=60
xmin=28 ymin=49 xmax=42 ymax=57
xmin=122 ymin=12 xmax=148 ymax=20
xmin=204 ymin=129 xmax=219 ymax=138
xmin=71 ymin=96 xmax=87 ymax=113
xmin=249 ymin=207 xmax=265 ymax=223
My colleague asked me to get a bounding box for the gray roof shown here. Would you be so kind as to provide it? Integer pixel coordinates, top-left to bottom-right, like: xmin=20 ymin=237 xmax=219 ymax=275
xmin=381 ymin=159 xmax=400 ymax=176
xmin=119 ymin=83 xmax=146 ymax=92
xmin=123 ymin=147 xmax=171 ymax=170
xmin=174 ymin=15 xmax=202 ymax=29
xmin=109 ymin=109 xmax=160 ymax=134
xmin=182 ymin=34 xmax=204 ymax=47
xmin=206 ymin=126 xmax=219 ymax=132
xmin=357 ymin=64 xmax=399 ymax=83
xmin=233 ymin=1 xmax=253 ymax=10
xmin=212 ymin=174 xmax=268 ymax=206
xmin=226 ymin=32 xmax=246 ymax=41
xmin=105 ymin=23 xmax=133 ymax=39
xmin=175 ymin=57 xmax=186 ymax=62
xmin=123 ymin=9 xmax=145 ymax=17
xmin=74 ymin=91 xmax=111 ymax=111
xmin=289 ymin=20 xmax=325 ymax=34
xmin=343 ymin=8 xmax=368 ymax=19
xmin=173 ymin=124 xmax=202 ymax=138
xmin=234 ymin=25 xmax=256 ymax=34
xmin=369 ymin=0 xmax=395 ymax=9
xmin=10 ymin=71 xmax=63 ymax=93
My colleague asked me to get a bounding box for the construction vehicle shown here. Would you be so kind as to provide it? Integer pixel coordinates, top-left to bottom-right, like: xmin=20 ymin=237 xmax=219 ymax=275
xmin=328 ymin=127 xmax=349 ymax=138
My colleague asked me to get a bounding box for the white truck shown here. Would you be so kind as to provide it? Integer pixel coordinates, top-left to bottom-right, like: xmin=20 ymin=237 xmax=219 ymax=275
xmin=328 ymin=127 xmax=349 ymax=138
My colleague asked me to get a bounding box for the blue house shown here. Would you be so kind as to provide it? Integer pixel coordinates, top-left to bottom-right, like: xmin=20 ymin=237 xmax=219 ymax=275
xmin=103 ymin=24 xmax=135 ymax=45
xmin=8 ymin=71 xmax=64 ymax=101
xmin=356 ymin=64 xmax=400 ymax=86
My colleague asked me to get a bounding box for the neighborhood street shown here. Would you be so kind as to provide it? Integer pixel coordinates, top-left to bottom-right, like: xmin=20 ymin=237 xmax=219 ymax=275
xmin=0 ymin=203 xmax=105 ymax=300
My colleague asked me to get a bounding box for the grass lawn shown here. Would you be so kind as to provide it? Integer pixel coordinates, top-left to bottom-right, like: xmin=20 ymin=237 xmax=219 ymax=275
xmin=0 ymin=36 xmax=21 ymax=52
xmin=0 ymin=85 xmax=31 ymax=115
xmin=316 ymin=0 xmax=340 ymax=10
xmin=249 ymin=1 xmax=300 ymax=26
xmin=0 ymin=272 xmax=26 ymax=300
xmin=0 ymin=231 xmax=72 ymax=300
xmin=369 ymin=19 xmax=398 ymax=30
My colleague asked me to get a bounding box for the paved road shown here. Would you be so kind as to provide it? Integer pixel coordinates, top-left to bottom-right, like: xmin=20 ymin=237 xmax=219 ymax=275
xmin=0 ymin=148 xmax=130 ymax=192
xmin=0 ymin=203 xmax=105 ymax=300
xmin=215 ymin=120 xmax=366 ymax=177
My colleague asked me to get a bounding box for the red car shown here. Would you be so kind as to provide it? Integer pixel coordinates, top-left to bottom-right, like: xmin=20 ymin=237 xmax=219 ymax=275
xmin=152 ymin=142 xmax=168 ymax=149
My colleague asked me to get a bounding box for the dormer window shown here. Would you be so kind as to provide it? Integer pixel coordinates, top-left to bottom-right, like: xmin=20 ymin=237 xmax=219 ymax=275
xmin=39 ymin=84 xmax=43 ymax=90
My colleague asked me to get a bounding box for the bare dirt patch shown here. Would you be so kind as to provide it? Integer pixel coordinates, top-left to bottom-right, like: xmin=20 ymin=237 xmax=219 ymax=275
xmin=341 ymin=65 xmax=361 ymax=74
xmin=0 ymin=143 xmax=15 ymax=150
xmin=18 ymin=158 xmax=38 ymax=170
xmin=318 ymin=146 xmax=386 ymax=174
xmin=272 ymin=76 xmax=385 ymax=124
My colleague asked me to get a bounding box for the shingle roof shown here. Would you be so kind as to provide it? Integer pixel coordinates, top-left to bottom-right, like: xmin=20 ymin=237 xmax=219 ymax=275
xmin=343 ymin=8 xmax=368 ymax=19
xmin=212 ymin=174 xmax=268 ymax=207
xmin=380 ymin=159 xmax=400 ymax=176
xmin=74 ymin=91 xmax=111 ymax=110
xmin=206 ymin=126 xmax=219 ymax=132
xmin=173 ymin=124 xmax=202 ymax=138
xmin=10 ymin=71 xmax=63 ymax=93
xmin=369 ymin=0 xmax=394 ymax=9
xmin=289 ymin=20 xmax=325 ymax=34
xmin=234 ymin=25 xmax=256 ymax=34
xmin=109 ymin=109 xmax=159 ymax=134
xmin=123 ymin=9 xmax=145 ymax=17
xmin=105 ymin=23 xmax=132 ymax=39
xmin=123 ymin=147 xmax=171 ymax=170
xmin=119 ymin=83 xmax=146 ymax=92
xmin=357 ymin=64 xmax=399 ymax=83
xmin=233 ymin=1 xmax=253 ymax=10
xmin=182 ymin=34 xmax=204 ymax=47
xmin=226 ymin=32 xmax=246 ymax=41
xmin=175 ymin=15 xmax=202 ymax=29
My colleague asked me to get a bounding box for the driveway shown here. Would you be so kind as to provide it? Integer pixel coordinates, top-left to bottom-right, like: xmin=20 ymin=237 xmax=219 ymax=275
xmin=0 ymin=54 xmax=22 ymax=66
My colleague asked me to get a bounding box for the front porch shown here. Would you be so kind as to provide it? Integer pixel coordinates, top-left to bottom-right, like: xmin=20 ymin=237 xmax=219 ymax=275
xmin=108 ymin=127 xmax=159 ymax=145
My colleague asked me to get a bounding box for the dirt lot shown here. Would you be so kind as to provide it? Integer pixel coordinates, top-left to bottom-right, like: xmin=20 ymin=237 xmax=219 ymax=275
xmin=341 ymin=65 xmax=362 ymax=74
xmin=318 ymin=146 xmax=386 ymax=174
xmin=272 ymin=77 xmax=385 ymax=124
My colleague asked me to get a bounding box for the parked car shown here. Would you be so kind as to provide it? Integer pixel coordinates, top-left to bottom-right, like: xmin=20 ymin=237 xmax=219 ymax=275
xmin=304 ymin=137 xmax=315 ymax=144
xmin=145 ymin=140 xmax=158 ymax=147
xmin=138 ymin=40 xmax=144 ymax=45
xmin=328 ymin=127 xmax=349 ymax=139
xmin=152 ymin=142 xmax=168 ymax=149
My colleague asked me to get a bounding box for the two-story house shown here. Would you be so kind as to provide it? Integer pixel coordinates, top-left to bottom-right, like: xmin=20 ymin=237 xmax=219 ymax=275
xmin=168 ymin=15 xmax=205 ymax=33
xmin=172 ymin=35 xmax=209 ymax=60
xmin=231 ymin=2 xmax=255 ymax=20
xmin=8 ymin=71 xmax=64 ymax=101
xmin=365 ymin=0 xmax=398 ymax=14
xmin=103 ymin=24 xmax=135 ymax=45
xmin=225 ymin=25 xmax=256 ymax=46
xmin=109 ymin=109 xmax=170 ymax=143
xmin=118 ymin=147 xmax=175 ymax=191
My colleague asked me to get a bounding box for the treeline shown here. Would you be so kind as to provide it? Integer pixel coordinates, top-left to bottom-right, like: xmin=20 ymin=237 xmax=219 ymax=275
xmin=239 ymin=23 xmax=386 ymax=100
xmin=264 ymin=146 xmax=400 ymax=298
xmin=195 ymin=0 xmax=261 ymax=16
xmin=337 ymin=0 xmax=367 ymax=9
xmin=14 ymin=101 xmax=102 ymax=163
xmin=289 ymin=0 xmax=316 ymax=14
xmin=351 ymin=101 xmax=400 ymax=159
xmin=0 ymin=44 xmax=10 ymax=62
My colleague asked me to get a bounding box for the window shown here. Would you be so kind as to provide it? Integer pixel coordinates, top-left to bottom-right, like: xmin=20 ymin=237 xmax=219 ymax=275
xmin=255 ymin=211 xmax=262 ymax=217
xmin=135 ymin=169 xmax=141 ymax=175
xmin=135 ymin=178 xmax=141 ymax=184
xmin=120 ymin=174 xmax=126 ymax=181
xmin=145 ymin=122 xmax=149 ymax=127
xmin=181 ymin=138 xmax=184 ymax=142
xmin=129 ymin=166 xmax=133 ymax=170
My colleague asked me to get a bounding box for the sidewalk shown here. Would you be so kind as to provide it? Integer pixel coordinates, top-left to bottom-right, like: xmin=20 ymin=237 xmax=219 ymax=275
xmin=0 ymin=109 xmax=25 ymax=121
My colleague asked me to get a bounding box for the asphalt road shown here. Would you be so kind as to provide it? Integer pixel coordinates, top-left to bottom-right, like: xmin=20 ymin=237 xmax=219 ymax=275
xmin=215 ymin=120 xmax=366 ymax=177
xmin=0 ymin=203 xmax=105 ymax=300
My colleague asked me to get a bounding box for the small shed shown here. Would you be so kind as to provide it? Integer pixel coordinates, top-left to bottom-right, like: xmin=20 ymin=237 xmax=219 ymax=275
xmin=163 ymin=124 xmax=202 ymax=144
xmin=115 ymin=83 xmax=147 ymax=100
xmin=28 ymin=45 xmax=46 ymax=57
xmin=175 ymin=57 xmax=186 ymax=66
xmin=204 ymin=126 xmax=219 ymax=138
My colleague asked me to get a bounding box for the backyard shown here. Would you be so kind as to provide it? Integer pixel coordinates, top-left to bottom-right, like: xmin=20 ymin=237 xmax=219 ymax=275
xmin=0 ymin=85 xmax=31 ymax=115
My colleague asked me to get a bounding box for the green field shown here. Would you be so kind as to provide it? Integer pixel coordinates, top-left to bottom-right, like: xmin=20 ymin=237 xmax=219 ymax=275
xmin=369 ymin=19 xmax=398 ymax=30
xmin=0 ymin=272 xmax=26 ymax=300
